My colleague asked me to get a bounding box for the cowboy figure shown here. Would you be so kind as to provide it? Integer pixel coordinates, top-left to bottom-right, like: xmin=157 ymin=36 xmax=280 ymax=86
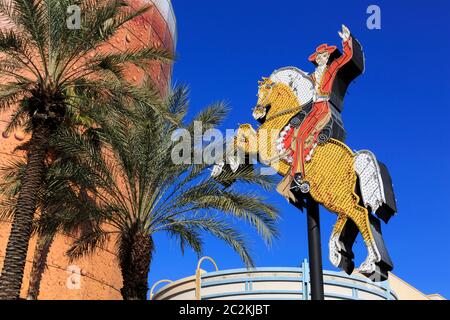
xmin=291 ymin=25 xmax=354 ymax=191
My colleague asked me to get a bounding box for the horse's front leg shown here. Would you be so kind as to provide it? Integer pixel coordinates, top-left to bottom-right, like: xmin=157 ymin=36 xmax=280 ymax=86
xmin=211 ymin=124 xmax=258 ymax=178
xmin=229 ymin=124 xmax=259 ymax=168
xmin=235 ymin=124 xmax=258 ymax=153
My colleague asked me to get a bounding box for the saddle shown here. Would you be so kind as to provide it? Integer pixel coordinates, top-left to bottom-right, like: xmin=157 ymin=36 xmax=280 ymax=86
xmin=288 ymin=102 xmax=346 ymax=146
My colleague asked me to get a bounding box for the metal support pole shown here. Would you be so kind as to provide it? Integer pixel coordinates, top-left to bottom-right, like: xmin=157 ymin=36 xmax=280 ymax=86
xmin=306 ymin=196 xmax=324 ymax=300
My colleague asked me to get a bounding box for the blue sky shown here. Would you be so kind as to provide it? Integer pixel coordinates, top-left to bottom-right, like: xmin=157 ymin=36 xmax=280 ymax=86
xmin=149 ymin=0 xmax=450 ymax=298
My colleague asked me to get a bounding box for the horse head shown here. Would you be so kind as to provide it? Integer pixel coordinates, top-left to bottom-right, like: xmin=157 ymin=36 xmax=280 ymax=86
xmin=253 ymin=67 xmax=314 ymax=124
xmin=253 ymin=77 xmax=275 ymax=122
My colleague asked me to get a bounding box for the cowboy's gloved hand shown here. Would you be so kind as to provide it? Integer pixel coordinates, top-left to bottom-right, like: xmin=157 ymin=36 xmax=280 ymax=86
xmin=338 ymin=24 xmax=351 ymax=42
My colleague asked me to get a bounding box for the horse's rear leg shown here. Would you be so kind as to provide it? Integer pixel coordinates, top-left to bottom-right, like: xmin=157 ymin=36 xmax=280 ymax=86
xmin=329 ymin=215 xmax=358 ymax=275
xmin=349 ymin=206 xmax=392 ymax=281
xmin=366 ymin=213 xmax=394 ymax=280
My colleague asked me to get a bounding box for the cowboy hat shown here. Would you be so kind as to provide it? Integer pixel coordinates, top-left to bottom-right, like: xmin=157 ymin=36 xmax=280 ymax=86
xmin=308 ymin=43 xmax=337 ymax=62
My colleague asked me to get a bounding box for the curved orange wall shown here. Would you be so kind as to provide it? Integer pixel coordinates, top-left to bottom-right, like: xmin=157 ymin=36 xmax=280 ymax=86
xmin=0 ymin=0 xmax=175 ymax=299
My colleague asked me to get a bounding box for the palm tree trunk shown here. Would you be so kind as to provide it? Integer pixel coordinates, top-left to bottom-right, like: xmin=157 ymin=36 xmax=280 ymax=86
xmin=26 ymin=233 xmax=54 ymax=300
xmin=0 ymin=124 xmax=49 ymax=300
xmin=119 ymin=230 xmax=153 ymax=300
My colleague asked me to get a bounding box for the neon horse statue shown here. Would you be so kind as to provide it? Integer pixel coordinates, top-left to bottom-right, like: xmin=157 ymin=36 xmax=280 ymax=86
xmin=212 ymin=26 xmax=397 ymax=281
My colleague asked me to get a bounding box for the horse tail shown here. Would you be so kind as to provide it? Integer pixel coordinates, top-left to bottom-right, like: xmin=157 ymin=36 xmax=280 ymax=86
xmin=353 ymin=150 xmax=397 ymax=223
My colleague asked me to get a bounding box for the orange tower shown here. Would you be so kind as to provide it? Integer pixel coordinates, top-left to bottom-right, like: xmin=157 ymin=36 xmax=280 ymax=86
xmin=0 ymin=0 xmax=176 ymax=299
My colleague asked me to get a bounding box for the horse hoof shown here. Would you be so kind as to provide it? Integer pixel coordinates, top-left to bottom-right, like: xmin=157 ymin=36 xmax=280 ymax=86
xmin=228 ymin=156 xmax=240 ymax=172
xmin=211 ymin=162 xmax=225 ymax=177
xmin=360 ymin=264 xmax=389 ymax=282
xmin=359 ymin=260 xmax=378 ymax=278
xmin=330 ymin=235 xmax=355 ymax=274
xmin=340 ymin=258 xmax=355 ymax=275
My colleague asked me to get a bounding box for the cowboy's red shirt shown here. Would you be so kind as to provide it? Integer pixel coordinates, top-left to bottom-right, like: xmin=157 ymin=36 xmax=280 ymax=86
xmin=311 ymin=37 xmax=354 ymax=96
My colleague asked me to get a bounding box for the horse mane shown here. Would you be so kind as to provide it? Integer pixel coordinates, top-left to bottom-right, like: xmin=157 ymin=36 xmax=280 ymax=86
xmin=269 ymin=66 xmax=314 ymax=106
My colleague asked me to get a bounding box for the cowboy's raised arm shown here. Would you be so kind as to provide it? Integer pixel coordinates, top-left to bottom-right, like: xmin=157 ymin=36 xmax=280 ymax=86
xmin=333 ymin=25 xmax=354 ymax=68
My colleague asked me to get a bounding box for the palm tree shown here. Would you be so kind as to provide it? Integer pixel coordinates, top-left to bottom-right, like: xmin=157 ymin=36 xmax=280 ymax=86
xmin=0 ymin=0 xmax=172 ymax=299
xmin=0 ymin=121 xmax=104 ymax=300
xmin=0 ymin=154 xmax=90 ymax=300
xmin=44 ymin=86 xmax=279 ymax=300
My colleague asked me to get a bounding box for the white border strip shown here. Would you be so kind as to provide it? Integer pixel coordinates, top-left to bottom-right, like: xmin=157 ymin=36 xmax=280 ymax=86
xmin=146 ymin=0 xmax=177 ymax=46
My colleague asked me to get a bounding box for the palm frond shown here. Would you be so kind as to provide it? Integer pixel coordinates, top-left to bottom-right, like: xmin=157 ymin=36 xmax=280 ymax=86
xmin=160 ymin=216 xmax=254 ymax=268
xmin=66 ymin=227 xmax=110 ymax=261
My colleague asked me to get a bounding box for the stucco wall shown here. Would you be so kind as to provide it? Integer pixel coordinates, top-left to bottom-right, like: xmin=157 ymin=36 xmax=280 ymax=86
xmin=0 ymin=221 xmax=123 ymax=300
xmin=386 ymin=273 xmax=445 ymax=300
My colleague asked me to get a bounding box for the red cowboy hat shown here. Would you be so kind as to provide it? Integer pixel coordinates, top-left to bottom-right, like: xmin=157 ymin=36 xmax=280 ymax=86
xmin=308 ymin=43 xmax=337 ymax=62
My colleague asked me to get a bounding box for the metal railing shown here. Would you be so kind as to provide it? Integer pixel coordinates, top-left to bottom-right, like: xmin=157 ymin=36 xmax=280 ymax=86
xmin=150 ymin=257 xmax=397 ymax=300
xmin=195 ymin=256 xmax=219 ymax=300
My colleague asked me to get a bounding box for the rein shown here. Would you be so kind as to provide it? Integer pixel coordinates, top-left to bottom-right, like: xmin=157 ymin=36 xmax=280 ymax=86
xmin=259 ymin=105 xmax=302 ymax=165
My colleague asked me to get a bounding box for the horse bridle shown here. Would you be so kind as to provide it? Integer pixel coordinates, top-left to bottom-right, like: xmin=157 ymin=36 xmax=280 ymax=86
xmin=264 ymin=106 xmax=303 ymax=123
